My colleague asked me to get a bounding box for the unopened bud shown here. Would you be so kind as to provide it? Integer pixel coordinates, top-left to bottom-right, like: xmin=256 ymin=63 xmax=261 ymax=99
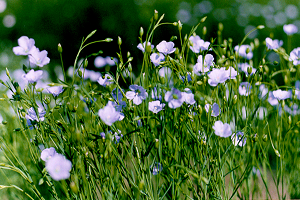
xmin=118 ymin=36 xmax=122 ymax=46
xmin=138 ymin=180 xmax=145 ymax=190
xmin=178 ymin=20 xmax=182 ymax=31
xmin=202 ymin=26 xmax=207 ymax=36
xmin=128 ymin=57 xmax=133 ymax=62
xmin=105 ymin=38 xmax=113 ymax=42
xmin=154 ymin=10 xmax=158 ymax=21
xmin=145 ymin=44 xmax=152 ymax=53
xmin=200 ymin=16 xmax=207 ymax=23
xmin=36 ymin=88 xmax=44 ymax=93
xmin=78 ymin=70 xmax=83 ymax=78
xmin=128 ymin=63 xmax=132 ymax=72
xmin=218 ymin=23 xmax=223 ymax=32
xmin=127 ymin=51 xmax=131 ymax=58
xmin=257 ymin=25 xmax=265 ymax=30
xmin=139 ymin=27 xmax=144 ymax=37
xmin=83 ymin=59 xmax=89 ymax=68
xmin=247 ymin=66 xmax=252 ymax=75
xmin=254 ymin=38 xmax=259 ymax=48
xmin=233 ymin=95 xmax=238 ymax=104
xmin=288 ymin=115 xmax=292 ymax=125
xmin=246 ymin=48 xmax=250 ymax=54
xmin=70 ymin=182 xmax=78 ymax=193
xmin=58 ymin=43 xmax=63 ymax=53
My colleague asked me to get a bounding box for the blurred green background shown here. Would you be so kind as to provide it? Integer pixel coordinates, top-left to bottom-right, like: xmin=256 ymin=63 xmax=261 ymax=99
xmin=1 ymin=0 xmax=300 ymax=73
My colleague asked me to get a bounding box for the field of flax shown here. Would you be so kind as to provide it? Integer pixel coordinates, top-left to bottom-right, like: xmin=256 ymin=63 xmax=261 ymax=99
xmin=0 ymin=11 xmax=300 ymax=199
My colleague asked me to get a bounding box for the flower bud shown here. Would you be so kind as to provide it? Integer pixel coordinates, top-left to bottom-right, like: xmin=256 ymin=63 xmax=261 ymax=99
xmin=246 ymin=47 xmax=250 ymax=54
xmin=70 ymin=182 xmax=78 ymax=193
xmin=145 ymin=44 xmax=152 ymax=53
xmin=127 ymin=51 xmax=131 ymax=58
xmin=105 ymin=38 xmax=113 ymax=42
xmin=78 ymin=70 xmax=83 ymax=78
xmin=128 ymin=57 xmax=133 ymax=62
xmin=257 ymin=25 xmax=265 ymax=30
xmin=200 ymin=16 xmax=207 ymax=23
xmin=139 ymin=27 xmax=144 ymax=37
xmin=233 ymin=95 xmax=238 ymax=104
xmin=36 ymin=88 xmax=44 ymax=93
xmin=288 ymin=115 xmax=292 ymax=125
xmin=138 ymin=179 xmax=145 ymax=190
xmin=154 ymin=10 xmax=158 ymax=21
xmin=218 ymin=23 xmax=223 ymax=32
xmin=247 ymin=66 xmax=252 ymax=75
xmin=118 ymin=36 xmax=122 ymax=46
xmin=128 ymin=63 xmax=132 ymax=72
xmin=58 ymin=43 xmax=63 ymax=53
xmin=178 ymin=20 xmax=182 ymax=32
xmin=202 ymin=26 xmax=207 ymax=36
xmin=2 ymin=120 xmax=7 ymax=125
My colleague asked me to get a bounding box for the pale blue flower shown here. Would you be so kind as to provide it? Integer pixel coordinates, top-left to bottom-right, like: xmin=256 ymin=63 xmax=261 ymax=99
xmin=289 ymin=47 xmax=300 ymax=65
xmin=23 ymin=69 xmax=43 ymax=83
xmin=208 ymin=68 xmax=229 ymax=86
xmin=268 ymin=92 xmax=279 ymax=106
xmin=125 ymin=85 xmax=148 ymax=105
xmin=182 ymin=88 xmax=196 ymax=105
xmin=156 ymin=40 xmax=176 ymax=55
xmin=189 ymin=35 xmax=210 ymax=53
xmin=273 ymin=89 xmax=292 ymax=100
xmin=149 ymin=100 xmax=165 ymax=114
xmin=13 ymin=36 xmax=36 ymax=56
xmin=213 ymin=121 xmax=232 ymax=138
xmin=234 ymin=45 xmax=253 ymax=59
xmin=223 ymin=66 xmax=237 ymax=79
xmin=97 ymin=74 xmax=114 ymax=87
xmin=193 ymin=54 xmax=214 ymax=75
xmin=239 ymin=82 xmax=251 ymax=96
xmin=150 ymin=53 xmax=165 ymax=66
xmin=105 ymin=56 xmax=117 ymax=66
xmin=205 ymin=103 xmax=220 ymax=117
xmin=29 ymin=47 xmax=50 ymax=67
xmin=231 ymin=131 xmax=246 ymax=147
xmin=265 ymin=37 xmax=283 ymax=50
xmin=164 ymin=88 xmax=184 ymax=109
xmin=98 ymin=101 xmax=122 ymax=126
xmin=47 ymin=86 xmax=64 ymax=97
xmin=41 ymin=147 xmax=58 ymax=162
xmin=283 ymin=24 xmax=298 ymax=35
xmin=94 ymin=56 xmax=106 ymax=68
xmin=46 ymin=154 xmax=72 ymax=181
